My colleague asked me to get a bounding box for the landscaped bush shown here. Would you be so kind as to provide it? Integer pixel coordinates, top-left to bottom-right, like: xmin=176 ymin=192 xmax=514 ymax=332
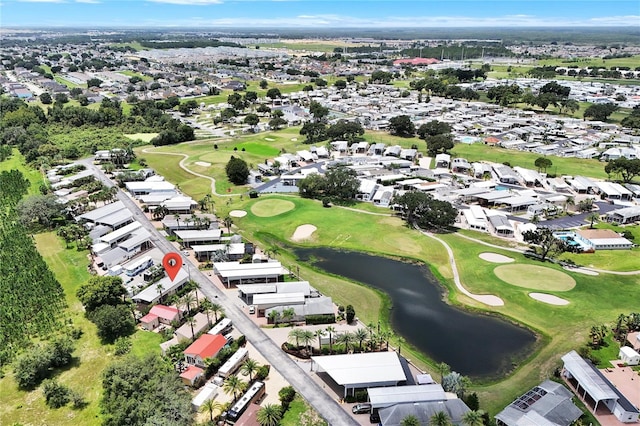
xmin=13 ymin=338 xmax=75 ymax=389
xmin=305 ymin=314 xmax=335 ymax=325
xmin=255 ymin=364 xmax=270 ymax=381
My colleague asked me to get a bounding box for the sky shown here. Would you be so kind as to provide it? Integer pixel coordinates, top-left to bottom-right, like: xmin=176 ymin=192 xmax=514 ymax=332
xmin=1 ymin=0 xmax=639 ymax=28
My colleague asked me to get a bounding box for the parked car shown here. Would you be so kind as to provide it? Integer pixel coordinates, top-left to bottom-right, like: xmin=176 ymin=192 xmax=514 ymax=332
xmin=352 ymin=403 xmax=372 ymax=414
xmin=248 ymin=305 xmax=255 ymax=314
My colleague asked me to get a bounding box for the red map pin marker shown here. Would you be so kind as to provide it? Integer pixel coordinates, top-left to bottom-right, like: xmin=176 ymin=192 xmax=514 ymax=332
xmin=163 ymin=252 xmax=183 ymax=281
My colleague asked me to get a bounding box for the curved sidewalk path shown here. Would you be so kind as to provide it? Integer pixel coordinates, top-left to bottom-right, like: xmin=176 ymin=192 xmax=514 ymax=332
xmin=418 ymin=229 xmax=505 ymax=307
xmin=141 ymin=145 xmax=234 ymax=197
xmin=455 ymin=233 xmax=640 ymax=276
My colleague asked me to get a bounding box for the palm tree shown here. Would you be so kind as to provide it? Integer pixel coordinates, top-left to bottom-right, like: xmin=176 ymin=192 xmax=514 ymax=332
xmin=354 ymin=328 xmax=369 ymax=352
xmin=462 ymin=410 xmax=485 ymax=426
xmin=325 ymin=325 xmax=336 ymax=353
xmin=186 ymin=316 xmax=197 ymax=342
xmin=430 ymin=411 xmax=452 ymax=426
xmin=268 ymin=309 xmax=281 ymax=326
xmin=397 ymin=336 xmax=406 ymax=356
xmin=299 ymin=330 xmax=314 ymax=352
xmin=282 ymin=307 xmax=295 ymax=324
xmin=564 ymin=196 xmax=575 ymax=214
xmin=211 ymin=302 xmax=223 ymax=323
xmin=155 ymin=283 xmax=164 ymax=302
xmin=200 ymin=398 xmax=223 ymax=423
xmin=240 ymin=358 xmax=259 ymax=381
xmin=173 ymin=213 xmax=181 ymax=229
xmin=223 ymin=375 xmax=246 ymax=402
xmin=181 ymin=292 xmax=196 ymax=316
xmin=400 ymin=414 xmax=420 ymax=426
xmin=223 ymin=215 xmax=233 ymax=235
xmin=336 ymin=331 xmax=355 ymax=353
xmin=437 ymin=362 xmax=451 ymax=383
xmin=288 ymin=328 xmax=304 ymax=349
xmin=586 ymin=212 xmax=600 ymax=229
xmin=201 ymin=299 xmax=213 ymax=326
xmin=379 ymin=328 xmax=392 ymax=351
xmin=314 ymin=329 xmax=326 ymax=352
xmin=256 ymin=403 xmax=282 ymax=426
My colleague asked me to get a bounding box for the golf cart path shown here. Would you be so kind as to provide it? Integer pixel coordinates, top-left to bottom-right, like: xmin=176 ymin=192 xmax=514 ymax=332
xmin=455 ymin=233 xmax=640 ymax=276
xmin=141 ymin=144 xmax=234 ymax=197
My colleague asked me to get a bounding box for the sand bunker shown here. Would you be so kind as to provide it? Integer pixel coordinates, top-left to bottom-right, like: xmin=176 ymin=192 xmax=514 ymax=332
xmin=229 ymin=210 xmax=247 ymax=218
xmin=529 ymin=293 xmax=570 ymax=306
xmin=264 ymin=137 xmax=275 ymax=141
xmin=195 ymin=161 xmax=211 ymax=167
xmin=479 ymin=252 xmax=514 ymax=263
xmin=291 ymin=224 xmax=317 ymax=242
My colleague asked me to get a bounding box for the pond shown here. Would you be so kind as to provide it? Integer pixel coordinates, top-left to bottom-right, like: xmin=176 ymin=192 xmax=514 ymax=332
xmin=295 ymin=247 xmax=536 ymax=378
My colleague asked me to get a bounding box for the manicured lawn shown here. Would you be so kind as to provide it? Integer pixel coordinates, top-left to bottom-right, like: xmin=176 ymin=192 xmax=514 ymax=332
xmin=0 ymin=149 xmax=44 ymax=195
xmin=138 ymin=129 xmax=640 ymax=415
xmin=280 ymin=395 xmax=321 ymax=425
xmin=117 ymin=70 xmax=153 ymax=81
xmin=0 ymin=233 xmax=161 ymax=426
xmin=493 ymin=264 xmax=576 ymax=291
xmin=451 ymin=143 xmax=609 ymax=179
xmin=250 ymin=199 xmax=296 ymax=217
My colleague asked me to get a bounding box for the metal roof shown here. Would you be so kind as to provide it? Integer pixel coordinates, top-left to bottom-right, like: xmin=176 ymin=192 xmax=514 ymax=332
xmin=368 ymin=384 xmax=446 ymax=408
xmin=561 ymin=350 xmax=618 ymax=401
xmin=311 ymin=352 xmax=405 ymax=388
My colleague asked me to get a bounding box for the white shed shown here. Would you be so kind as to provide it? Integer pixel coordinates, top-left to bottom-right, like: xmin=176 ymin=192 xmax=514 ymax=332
xmin=619 ymin=346 xmax=640 ymax=366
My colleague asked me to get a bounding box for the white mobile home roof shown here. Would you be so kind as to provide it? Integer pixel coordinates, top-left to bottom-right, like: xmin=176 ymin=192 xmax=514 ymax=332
xmin=193 ymin=244 xmax=228 ymax=253
xmin=368 ymin=384 xmax=447 ymax=408
xmin=253 ymin=292 xmax=305 ymax=306
xmin=236 ymin=284 xmax=277 ymax=295
xmin=99 ymin=221 xmax=142 ymax=245
xmin=132 ymin=268 xmax=189 ymax=303
xmin=214 ymin=261 xmax=282 ymax=273
xmin=125 ymin=181 xmax=175 ymax=192
xmin=95 ymin=209 xmax=133 ymax=227
xmin=175 ymin=229 xmax=222 ymax=241
xmin=311 ymin=352 xmax=405 ymax=388
xmin=78 ymin=200 xmax=126 ymax=222
xmin=118 ymin=229 xmax=151 ymax=251
xmin=561 ymin=350 xmax=618 ymax=401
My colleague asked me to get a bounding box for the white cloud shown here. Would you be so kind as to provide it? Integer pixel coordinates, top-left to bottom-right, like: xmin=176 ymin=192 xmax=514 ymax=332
xmin=167 ymin=13 xmax=639 ymax=28
xmin=146 ymin=0 xmax=222 ymax=5
xmin=76 ymin=0 xmax=101 ymax=3
xmin=17 ymin=0 xmax=66 ymax=3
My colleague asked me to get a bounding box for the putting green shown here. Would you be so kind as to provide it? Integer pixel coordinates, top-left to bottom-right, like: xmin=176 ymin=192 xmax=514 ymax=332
xmin=494 ymin=264 xmax=576 ymax=291
xmin=250 ymin=199 xmax=295 ymax=217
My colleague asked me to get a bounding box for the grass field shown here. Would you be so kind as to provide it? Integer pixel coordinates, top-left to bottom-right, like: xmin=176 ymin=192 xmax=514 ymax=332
xmin=0 ymin=149 xmax=45 ymax=195
xmin=125 ymin=132 xmax=159 ymax=143
xmin=250 ymin=199 xmax=295 ymax=217
xmin=128 ymin=128 xmax=640 ymax=414
xmin=0 ymin=232 xmax=162 ymax=426
xmin=451 ymin=143 xmax=609 ymax=179
xmin=117 ymin=70 xmax=153 ymax=82
xmin=493 ymin=264 xmax=576 ymax=291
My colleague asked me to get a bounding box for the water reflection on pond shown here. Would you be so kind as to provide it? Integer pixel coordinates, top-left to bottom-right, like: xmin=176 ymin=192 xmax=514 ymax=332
xmin=295 ymin=247 xmax=536 ymax=378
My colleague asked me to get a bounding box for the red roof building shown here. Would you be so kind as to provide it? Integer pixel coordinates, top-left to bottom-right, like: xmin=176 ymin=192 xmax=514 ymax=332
xmin=149 ymin=304 xmax=181 ymax=324
xmin=139 ymin=313 xmax=159 ymax=331
xmin=184 ymin=334 xmax=228 ymax=368
xmin=179 ymin=365 xmax=204 ymax=387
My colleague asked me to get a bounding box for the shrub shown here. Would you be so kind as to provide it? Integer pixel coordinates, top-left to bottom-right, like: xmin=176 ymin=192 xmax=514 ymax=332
xmin=354 ymin=390 xmax=368 ymax=402
xmin=322 ymin=197 xmax=331 ymax=208
xmin=14 ymin=348 xmax=52 ymax=389
xmin=114 ymin=337 xmax=132 ymax=356
xmin=69 ymin=390 xmax=87 ymax=409
xmin=305 ymin=314 xmax=336 ymax=325
xmin=42 ymin=379 xmax=70 ymax=408
xmin=346 ymin=305 xmax=356 ymax=324
xmin=236 ymin=335 xmax=246 ymax=347
xmin=249 ymin=190 xmax=258 ymax=199
xmin=279 ymin=386 xmax=296 ymax=405
xmin=255 ymin=365 xmax=270 ymax=381
xmin=90 ymin=304 xmax=135 ymax=343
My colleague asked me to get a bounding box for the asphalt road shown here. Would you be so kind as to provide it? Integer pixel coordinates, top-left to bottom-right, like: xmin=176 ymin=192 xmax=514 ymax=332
xmin=80 ymin=159 xmax=357 ymax=426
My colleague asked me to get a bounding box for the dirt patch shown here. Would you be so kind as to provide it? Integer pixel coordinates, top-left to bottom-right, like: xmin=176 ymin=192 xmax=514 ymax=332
xmin=194 ymin=161 xmax=211 ymax=167
xmin=529 ymin=292 xmax=570 ymax=305
xmin=479 ymin=252 xmax=514 ymax=263
xmin=229 ymin=210 xmax=247 ymax=218
xmin=291 ymin=224 xmax=317 ymax=242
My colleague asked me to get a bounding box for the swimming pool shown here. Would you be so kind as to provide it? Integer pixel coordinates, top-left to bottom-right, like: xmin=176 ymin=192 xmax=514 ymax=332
xmin=553 ymin=231 xmax=593 ymax=252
